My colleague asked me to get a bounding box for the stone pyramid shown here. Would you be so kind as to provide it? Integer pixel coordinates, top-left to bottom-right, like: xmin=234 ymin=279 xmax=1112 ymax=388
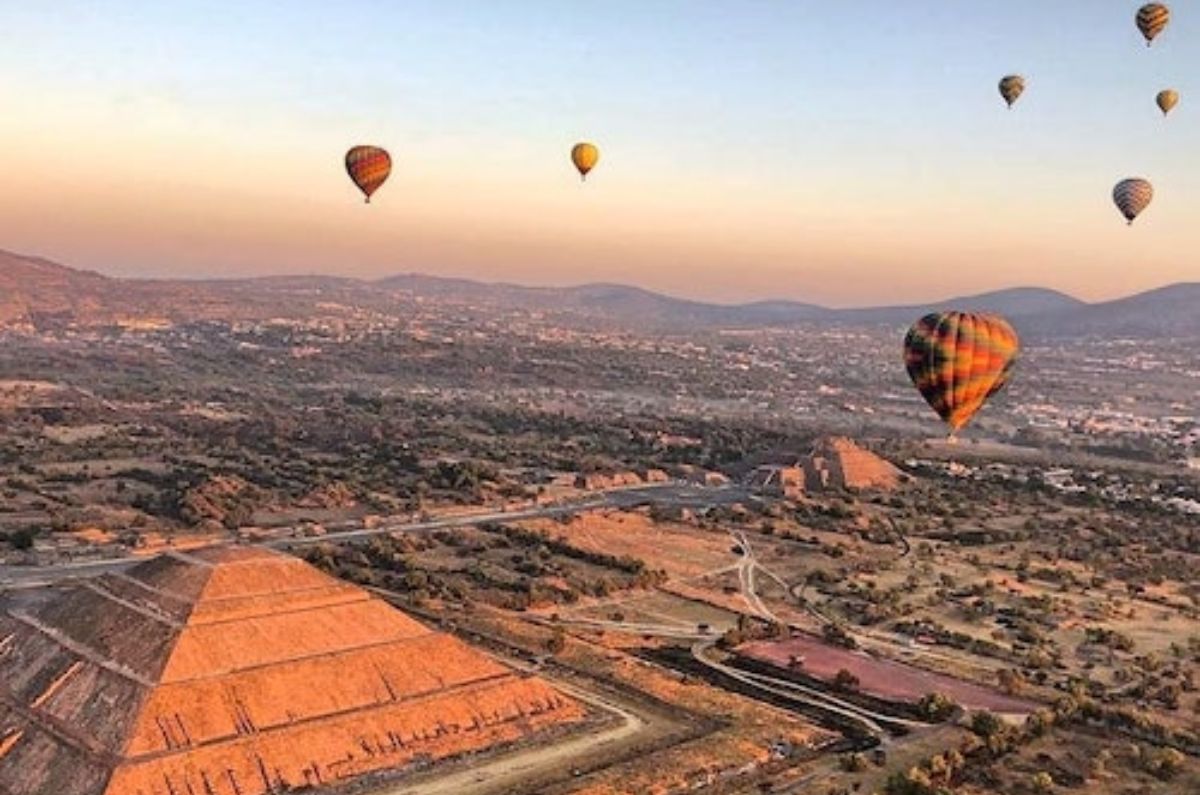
xmin=0 ymin=546 xmax=582 ymax=795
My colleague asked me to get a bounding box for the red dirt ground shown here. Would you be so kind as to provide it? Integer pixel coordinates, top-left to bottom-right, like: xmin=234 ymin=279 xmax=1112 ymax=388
xmin=740 ymin=635 xmax=1037 ymax=714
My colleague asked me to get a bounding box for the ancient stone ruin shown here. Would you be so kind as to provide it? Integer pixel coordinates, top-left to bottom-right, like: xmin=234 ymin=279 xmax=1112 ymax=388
xmin=0 ymin=546 xmax=583 ymax=795
xmin=750 ymin=436 xmax=901 ymax=496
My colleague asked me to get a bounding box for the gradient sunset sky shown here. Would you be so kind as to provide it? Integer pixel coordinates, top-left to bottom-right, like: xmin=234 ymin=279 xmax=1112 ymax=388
xmin=0 ymin=1 xmax=1195 ymax=305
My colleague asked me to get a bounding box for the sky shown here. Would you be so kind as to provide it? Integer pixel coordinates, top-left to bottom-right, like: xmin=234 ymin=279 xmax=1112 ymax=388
xmin=0 ymin=1 xmax=1196 ymax=306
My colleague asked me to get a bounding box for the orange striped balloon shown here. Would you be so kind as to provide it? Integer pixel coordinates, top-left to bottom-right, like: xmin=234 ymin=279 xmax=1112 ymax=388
xmin=904 ymin=312 xmax=1020 ymax=436
xmin=1136 ymin=3 xmax=1170 ymax=46
xmin=345 ymin=145 xmax=392 ymax=203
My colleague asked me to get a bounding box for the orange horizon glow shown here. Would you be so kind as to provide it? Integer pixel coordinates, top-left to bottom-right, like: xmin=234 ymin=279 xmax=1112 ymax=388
xmin=0 ymin=3 xmax=1197 ymax=307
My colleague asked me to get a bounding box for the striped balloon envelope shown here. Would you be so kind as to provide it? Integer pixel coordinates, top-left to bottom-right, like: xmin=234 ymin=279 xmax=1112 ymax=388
xmin=1113 ymin=178 xmax=1154 ymax=225
xmin=1137 ymin=3 xmax=1170 ymax=46
xmin=904 ymin=312 xmax=1020 ymax=437
xmin=345 ymin=145 xmax=392 ymax=203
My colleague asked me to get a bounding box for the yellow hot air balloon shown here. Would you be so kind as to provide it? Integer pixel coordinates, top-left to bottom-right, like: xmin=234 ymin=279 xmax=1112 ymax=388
xmin=1157 ymin=89 xmax=1179 ymax=116
xmin=904 ymin=312 xmax=1020 ymax=439
xmin=1113 ymin=178 xmax=1154 ymax=225
xmin=1137 ymin=3 xmax=1170 ymax=46
xmin=345 ymin=145 xmax=392 ymax=203
xmin=571 ymin=142 xmax=600 ymax=181
xmin=998 ymin=75 xmax=1026 ymax=109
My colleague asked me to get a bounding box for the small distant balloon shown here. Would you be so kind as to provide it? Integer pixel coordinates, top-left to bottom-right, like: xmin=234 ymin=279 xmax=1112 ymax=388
xmin=1112 ymin=178 xmax=1154 ymax=225
xmin=571 ymin=142 xmax=600 ymax=181
xmin=345 ymin=145 xmax=392 ymax=203
xmin=998 ymin=75 xmax=1026 ymax=109
xmin=904 ymin=312 xmax=1020 ymax=438
xmin=1137 ymin=3 xmax=1170 ymax=46
xmin=1156 ymin=89 xmax=1179 ymax=116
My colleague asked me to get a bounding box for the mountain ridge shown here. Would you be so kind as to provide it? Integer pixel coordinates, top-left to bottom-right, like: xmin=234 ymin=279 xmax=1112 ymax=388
xmin=0 ymin=249 xmax=1195 ymax=337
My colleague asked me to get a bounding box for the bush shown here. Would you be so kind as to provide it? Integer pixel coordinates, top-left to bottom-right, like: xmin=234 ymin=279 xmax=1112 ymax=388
xmin=917 ymin=692 xmax=958 ymax=721
xmin=1143 ymin=747 xmax=1185 ymax=780
xmin=884 ymin=767 xmax=941 ymax=795
xmin=8 ymin=529 xmax=35 ymax=551
xmin=823 ymin=622 xmax=858 ymax=649
xmin=833 ymin=668 xmax=860 ymax=692
xmin=970 ymin=710 xmax=1004 ymax=739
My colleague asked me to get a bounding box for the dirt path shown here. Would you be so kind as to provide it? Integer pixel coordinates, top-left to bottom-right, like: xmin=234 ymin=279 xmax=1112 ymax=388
xmin=375 ymin=675 xmax=647 ymax=795
xmin=731 ymin=529 xmax=779 ymax=623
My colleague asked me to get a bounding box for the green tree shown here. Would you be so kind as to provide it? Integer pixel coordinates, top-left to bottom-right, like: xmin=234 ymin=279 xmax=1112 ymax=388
xmin=917 ymin=692 xmax=958 ymax=721
xmin=970 ymin=710 xmax=1004 ymax=739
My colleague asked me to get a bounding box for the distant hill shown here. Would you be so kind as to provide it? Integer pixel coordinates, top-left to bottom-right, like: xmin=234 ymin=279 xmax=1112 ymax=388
xmin=0 ymin=250 xmax=118 ymax=326
xmin=376 ymin=275 xmax=1075 ymax=329
xmin=0 ymin=250 xmax=380 ymax=328
xmin=1019 ymin=283 xmax=1200 ymax=338
xmin=377 ymin=274 xmax=829 ymax=326
xmin=836 ymin=287 xmax=1086 ymax=326
xmin=0 ymin=248 xmax=1196 ymax=338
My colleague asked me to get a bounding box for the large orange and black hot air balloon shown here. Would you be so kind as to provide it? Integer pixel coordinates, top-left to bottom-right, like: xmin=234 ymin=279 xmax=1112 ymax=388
xmin=1136 ymin=3 xmax=1170 ymax=46
xmin=904 ymin=312 xmax=1020 ymax=438
xmin=345 ymin=145 xmax=392 ymax=203
xmin=571 ymin=142 xmax=600 ymax=181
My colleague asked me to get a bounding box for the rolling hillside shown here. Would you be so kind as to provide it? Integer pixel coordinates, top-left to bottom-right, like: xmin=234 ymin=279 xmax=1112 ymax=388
xmin=0 ymin=249 xmax=1195 ymax=337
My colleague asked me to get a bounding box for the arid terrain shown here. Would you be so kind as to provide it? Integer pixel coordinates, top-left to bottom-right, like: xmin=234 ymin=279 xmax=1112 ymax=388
xmin=1 ymin=253 xmax=1197 ymax=794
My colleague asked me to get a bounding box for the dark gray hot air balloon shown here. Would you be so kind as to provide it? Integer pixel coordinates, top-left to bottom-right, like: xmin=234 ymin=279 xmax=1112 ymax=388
xmin=1113 ymin=178 xmax=1154 ymax=225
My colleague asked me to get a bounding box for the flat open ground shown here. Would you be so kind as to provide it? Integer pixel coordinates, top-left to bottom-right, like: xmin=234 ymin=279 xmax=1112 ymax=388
xmin=567 ymin=590 xmax=742 ymax=633
xmin=373 ymin=673 xmax=652 ymax=795
xmin=741 ymin=635 xmax=1038 ymax=713
xmin=516 ymin=510 xmax=736 ymax=580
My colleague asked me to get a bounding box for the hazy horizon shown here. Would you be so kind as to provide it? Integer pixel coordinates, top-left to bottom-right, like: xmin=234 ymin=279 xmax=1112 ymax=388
xmin=1 ymin=1 xmax=1196 ymax=305
xmin=10 ymin=243 xmax=1199 ymax=313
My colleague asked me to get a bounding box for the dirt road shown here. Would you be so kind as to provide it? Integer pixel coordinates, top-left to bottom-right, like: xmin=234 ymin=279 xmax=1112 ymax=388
xmin=376 ymin=674 xmax=648 ymax=795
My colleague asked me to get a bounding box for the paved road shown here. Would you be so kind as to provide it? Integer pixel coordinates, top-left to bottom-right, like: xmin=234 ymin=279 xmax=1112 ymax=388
xmin=0 ymin=482 xmax=749 ymax=589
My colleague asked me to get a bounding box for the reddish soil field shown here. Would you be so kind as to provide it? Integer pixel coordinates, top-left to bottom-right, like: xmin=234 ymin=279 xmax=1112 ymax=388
xmin=740 ymin=635 xmax=1037 ymax=714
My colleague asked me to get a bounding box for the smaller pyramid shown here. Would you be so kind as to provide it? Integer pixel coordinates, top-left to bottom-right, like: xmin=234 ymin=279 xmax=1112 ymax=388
xmin=801 ymin=437 xmax=901 ymax=491
xmin=0 ymin=546 xmax=583 ymax=795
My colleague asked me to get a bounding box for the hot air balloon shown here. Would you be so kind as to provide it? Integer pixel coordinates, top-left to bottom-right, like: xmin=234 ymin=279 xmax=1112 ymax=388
xmin=1156 ymin=89 xmax=1179 ymax=116
xmin=1137 ymin=3 xmax=1170 ymax=46
xmin=571 ymin=142 xmax=600 ymax=181
xmin=345 ymin=145 xmax=392 ymax=203
xmin=1112 ymin=178 xmax=1154 ymax=225
xmin=998 ymin=75 xmax=1026 ymax=109
xmin=904 ymin=312 xmax=1020 ymax=438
